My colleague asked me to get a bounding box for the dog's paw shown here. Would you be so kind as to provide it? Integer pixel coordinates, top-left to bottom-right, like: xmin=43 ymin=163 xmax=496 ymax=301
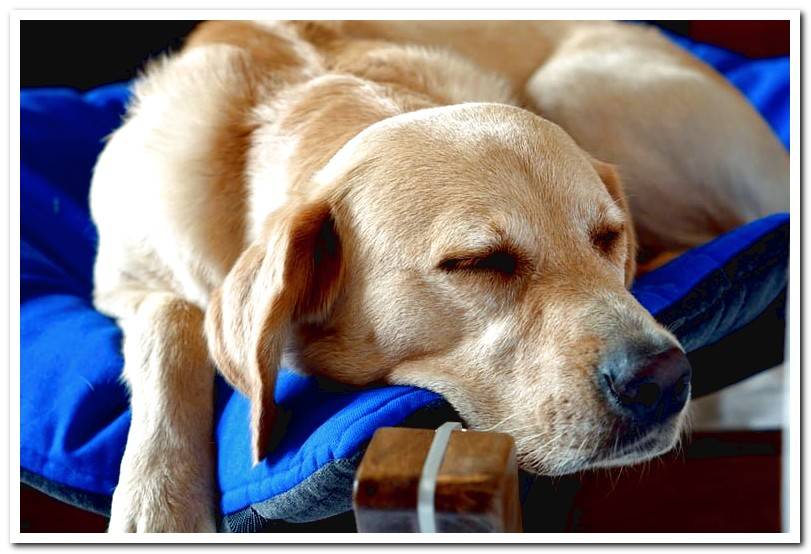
xmin=108 ymin=474 xmax=217 ymax=533
xmin=107 ymin=440 xmax=217 ymax=533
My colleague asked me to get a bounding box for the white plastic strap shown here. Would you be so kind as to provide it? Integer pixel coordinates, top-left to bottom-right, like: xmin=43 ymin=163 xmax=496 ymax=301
xmin=417 ymin=421 xmax=463 ymax=533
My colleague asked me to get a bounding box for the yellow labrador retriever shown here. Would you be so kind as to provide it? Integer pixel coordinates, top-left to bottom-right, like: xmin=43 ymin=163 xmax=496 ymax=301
xmin=89 ymin=20 xmax=788 ymax=531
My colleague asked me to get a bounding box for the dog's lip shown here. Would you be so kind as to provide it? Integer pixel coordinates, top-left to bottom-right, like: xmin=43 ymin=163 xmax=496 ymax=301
xmin=615 ymin=432 xmax=661 ymax=457
xmin=592 ymin=421 xmax=677 ymax=466
xmin=609 ymin=413 xmax=674 ymax=448
xmin=513 ymin=421 xmax=677 ymax=475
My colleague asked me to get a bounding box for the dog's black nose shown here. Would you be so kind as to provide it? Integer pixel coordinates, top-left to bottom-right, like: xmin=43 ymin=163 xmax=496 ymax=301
xmin=600 ymin=346 xmax=692 ymax=426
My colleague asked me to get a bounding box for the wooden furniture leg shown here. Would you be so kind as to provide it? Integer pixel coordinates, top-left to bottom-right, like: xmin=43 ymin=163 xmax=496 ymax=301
xmin=353 ymin=426 xmax=522 ymax=532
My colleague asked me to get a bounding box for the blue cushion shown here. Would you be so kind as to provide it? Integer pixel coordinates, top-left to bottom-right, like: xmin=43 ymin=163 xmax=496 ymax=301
xmin=20 ymin=27 xmax=789 ymax=526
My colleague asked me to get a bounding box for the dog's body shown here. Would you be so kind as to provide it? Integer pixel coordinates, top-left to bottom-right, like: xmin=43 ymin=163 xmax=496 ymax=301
xmin=89 ymin=20 xmax=788 ymax=531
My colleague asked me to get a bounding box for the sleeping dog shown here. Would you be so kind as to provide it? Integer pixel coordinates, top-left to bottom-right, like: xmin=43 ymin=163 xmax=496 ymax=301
xmin=89 ymin=20 xmax=788 ymax=531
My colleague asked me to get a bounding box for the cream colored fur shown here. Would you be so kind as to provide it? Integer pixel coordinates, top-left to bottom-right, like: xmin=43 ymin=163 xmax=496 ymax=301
xmin=89 ymin=20 xmax=788 ymax=532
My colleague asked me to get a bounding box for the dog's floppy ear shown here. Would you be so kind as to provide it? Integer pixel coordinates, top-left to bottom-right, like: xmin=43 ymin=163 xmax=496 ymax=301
xmin=592 ymin=159 xmax=637 ymax=286
xmin=204 ymin=199 xmax=343 ymax=463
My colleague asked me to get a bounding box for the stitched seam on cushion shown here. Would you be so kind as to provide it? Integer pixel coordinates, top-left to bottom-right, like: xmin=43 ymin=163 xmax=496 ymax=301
xmin=221 ymin=455 xmax=361 ymax=525
xmin=634 ymin=291 xmax=676 ymax=314
xmin=673 ymin=275 xmax=781 ymax=343
xmin=246 ymin=455 xmax=361 ymax=521
xmin=220 ymin=395 xmax=419 ymax=508
xmin=658 ymin=240 xmax=787 ymax=338
xmin=219 ymin=389 xmax=434 ymax=510
xmin=220 ymin=429 xmax=339 ymax=496
xmin=639 ymin=219 xmax=788 ymax=318
xmin=667 ymin=268 xmax=770 ymax=336
xmin=221 ymin=388 xmax=433 ymax=492
xmin=635 ymin=252 xmax=723 ymax=315
xmin=228 ymin=442 xmax=335 ymax=508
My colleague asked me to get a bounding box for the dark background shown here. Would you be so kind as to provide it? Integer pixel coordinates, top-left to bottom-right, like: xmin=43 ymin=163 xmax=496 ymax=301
xmin=21 ymin=20 xmax=789 ymax=91
xmin=21 ymin=20 xmax=200 ymax=90
xmin=21 ymin=20 xmax=679 ymax=90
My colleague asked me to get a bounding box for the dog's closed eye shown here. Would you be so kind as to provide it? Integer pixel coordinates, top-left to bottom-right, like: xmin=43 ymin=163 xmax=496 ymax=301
xmin=591 ymin=227 xmax=623 ymax=256
xmin=438 ymin=248 xmax=520 ymax=276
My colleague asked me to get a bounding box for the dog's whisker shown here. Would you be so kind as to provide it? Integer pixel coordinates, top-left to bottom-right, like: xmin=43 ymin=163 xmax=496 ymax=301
xmin=480 ymin=412 xmax=522 ymax=433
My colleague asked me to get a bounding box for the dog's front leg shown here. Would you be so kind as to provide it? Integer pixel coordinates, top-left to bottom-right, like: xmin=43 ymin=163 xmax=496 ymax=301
xmin=107 ymin=292 xmax=217 ymax=533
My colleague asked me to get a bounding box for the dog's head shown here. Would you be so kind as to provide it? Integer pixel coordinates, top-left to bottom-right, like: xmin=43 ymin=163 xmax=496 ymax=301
xmin=205 ymin=103 xmax=691 ymax=472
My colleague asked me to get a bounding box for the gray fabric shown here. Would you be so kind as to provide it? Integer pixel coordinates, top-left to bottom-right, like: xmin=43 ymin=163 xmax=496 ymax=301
xmin=21 ymin=468 xmax=111 ymax=517
xmin=222 ymin=452 xmax=363 ymax=532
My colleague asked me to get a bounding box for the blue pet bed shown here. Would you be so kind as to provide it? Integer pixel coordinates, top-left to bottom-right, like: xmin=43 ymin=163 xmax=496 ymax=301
xmin=20 ymin=28 xmax=789 ymax=531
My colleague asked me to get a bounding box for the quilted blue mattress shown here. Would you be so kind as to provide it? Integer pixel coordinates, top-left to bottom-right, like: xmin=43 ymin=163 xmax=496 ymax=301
xmin=20 ymin=26 xmax=789 ymax=529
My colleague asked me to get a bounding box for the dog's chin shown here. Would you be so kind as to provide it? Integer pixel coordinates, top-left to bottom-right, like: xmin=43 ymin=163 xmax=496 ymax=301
xmin=521 ymin=415 xmax=686 ymax=477
xmin=592 ymin=415 xmax=686 ymax=469
xmin=588 ymin=428 xmax=680 ymax=470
